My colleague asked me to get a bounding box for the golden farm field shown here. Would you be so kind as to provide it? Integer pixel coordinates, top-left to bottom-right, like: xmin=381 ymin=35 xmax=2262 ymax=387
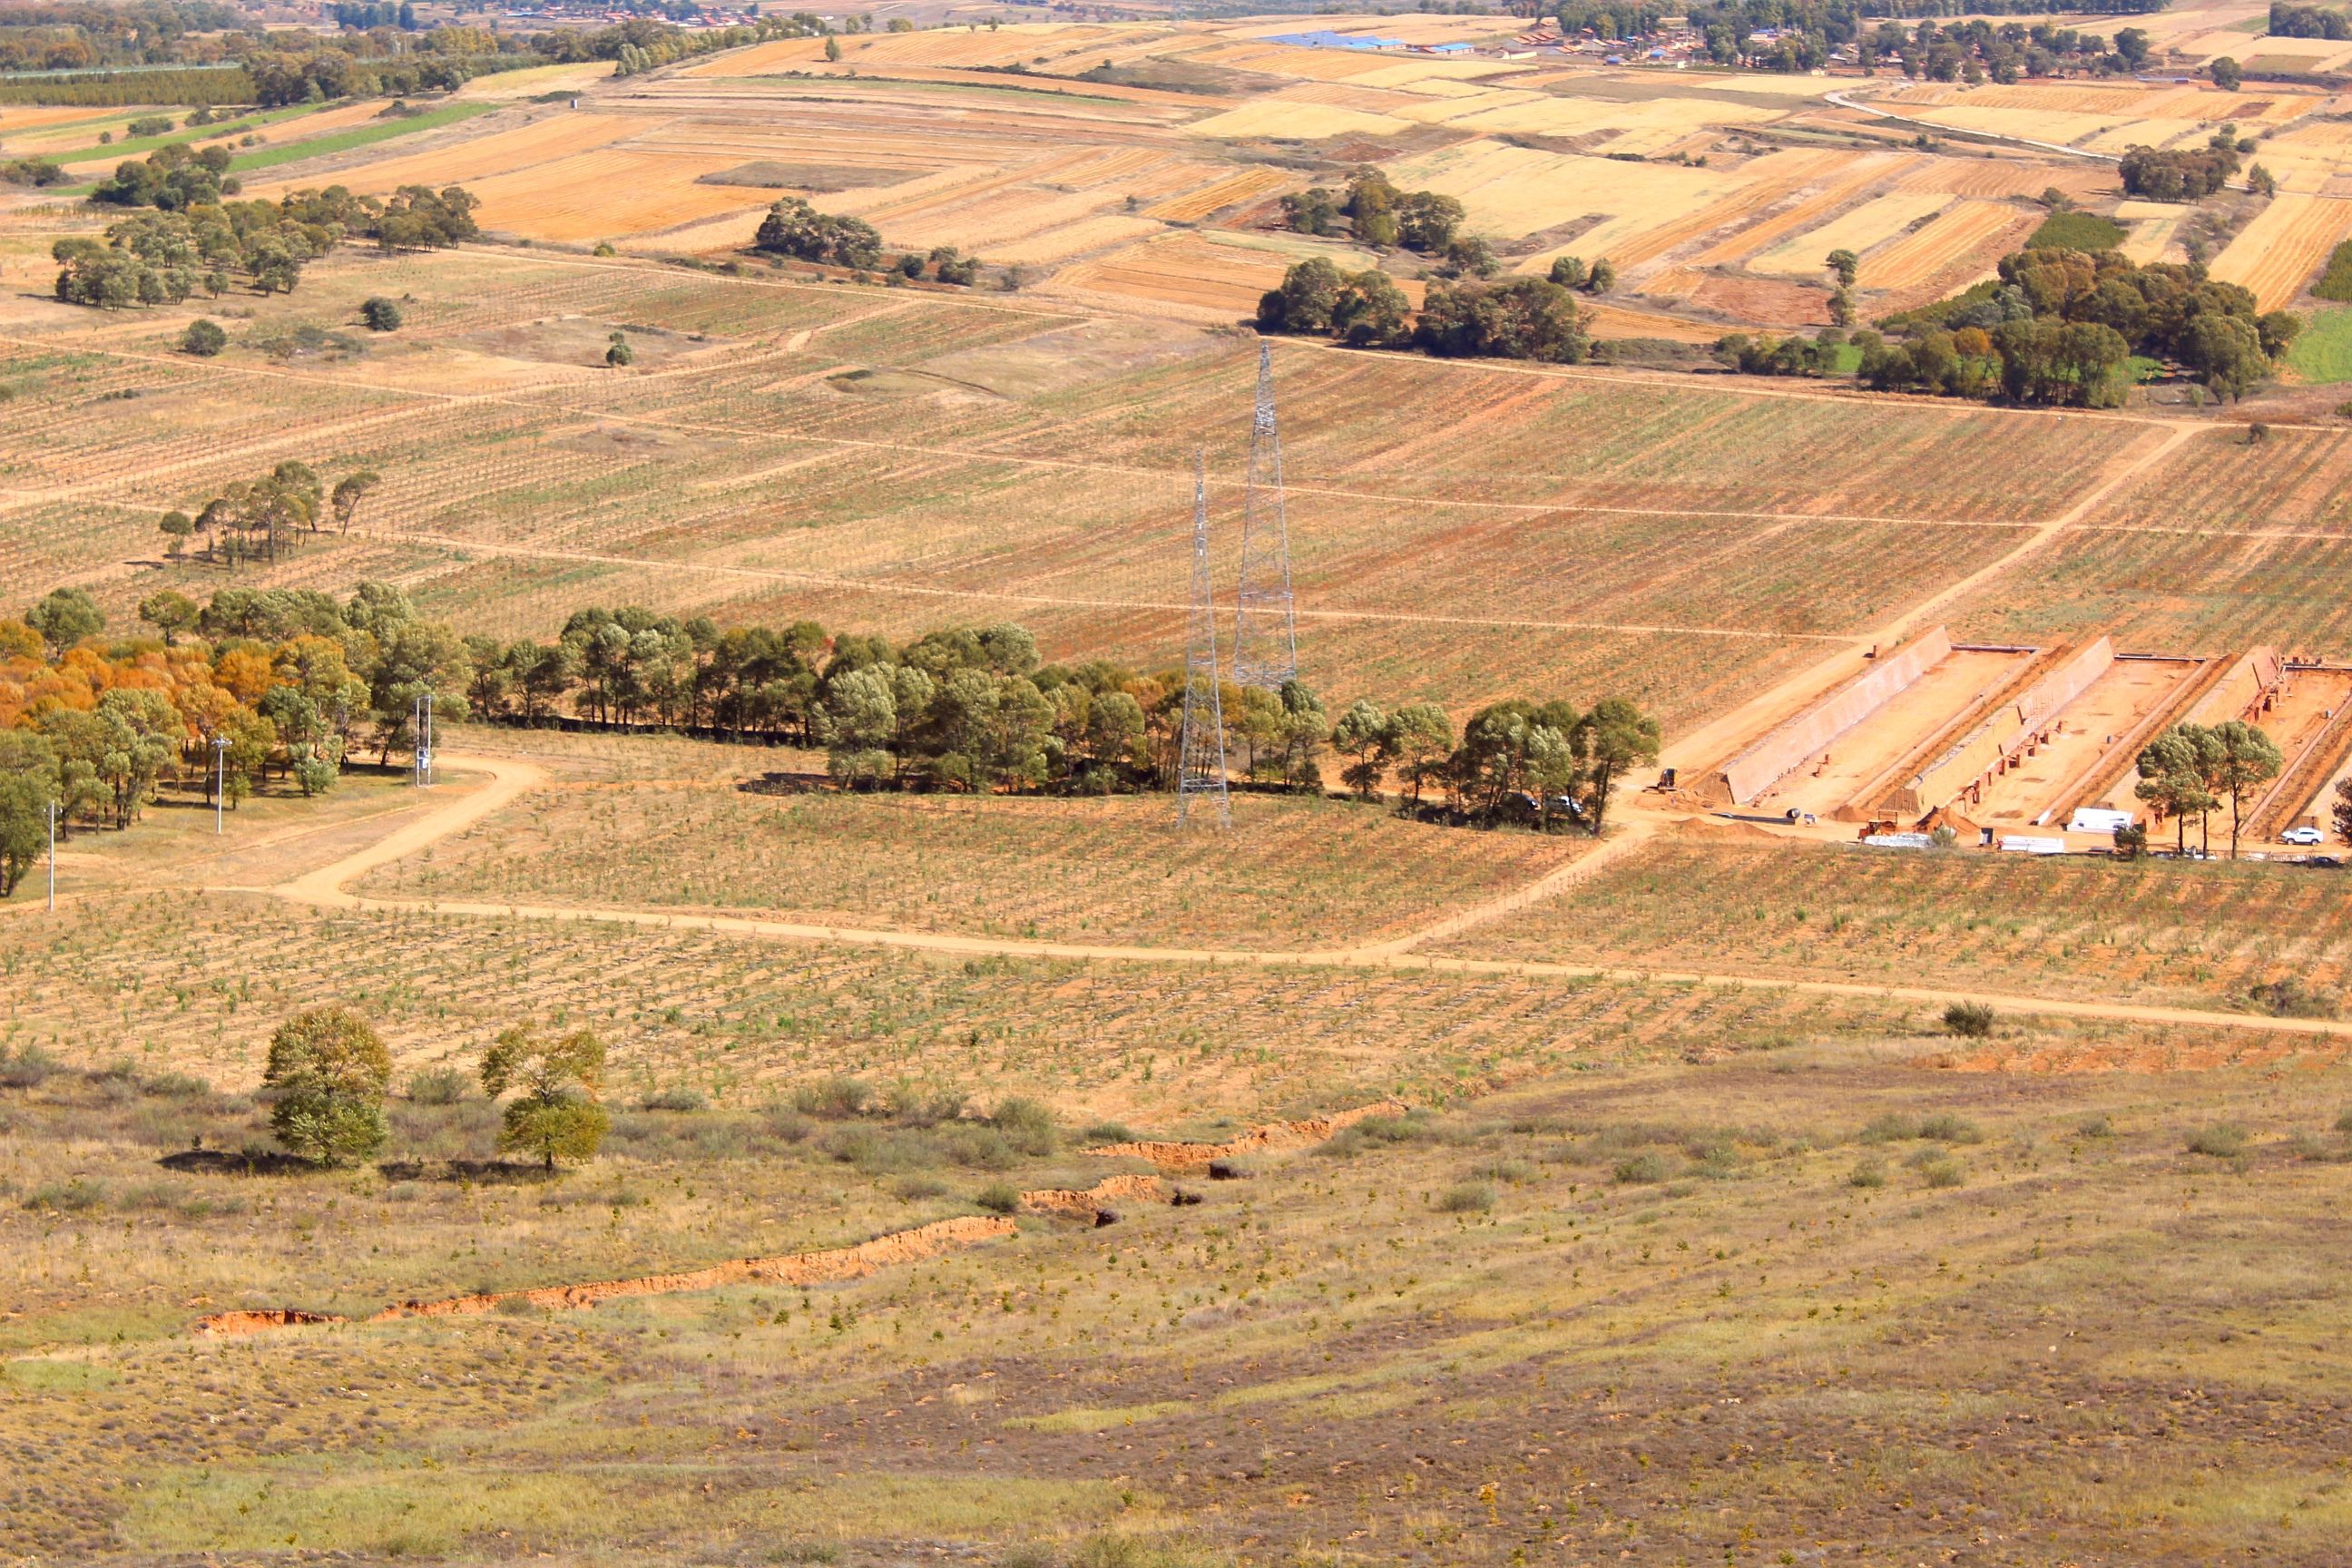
xmin=2212 ymin=192 xmax=2352 ymax=309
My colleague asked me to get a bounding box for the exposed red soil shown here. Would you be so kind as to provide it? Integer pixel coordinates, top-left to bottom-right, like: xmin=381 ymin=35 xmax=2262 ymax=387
xmin=193 ymin=1214 xmax=1015 ymax=1337
xmin=1017 ymin=1172 xmax=1168 ymax=1220
xmin=1083 ymin=1099 xmax=1410 ymax=1173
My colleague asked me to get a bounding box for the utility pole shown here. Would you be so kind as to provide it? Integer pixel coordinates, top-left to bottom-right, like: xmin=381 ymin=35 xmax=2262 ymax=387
xmin=1177 ymin=449 xmax=1230 ymax=828
xmin=414 ymin=692 xmax=434 ymax=788
xmin=1230 ymin=338 xmax=1298 ymax=692
xmin=46 ymin=800 xmax=56 ymax=912
xmin=212 ymin=734 xmax=229 ymax=835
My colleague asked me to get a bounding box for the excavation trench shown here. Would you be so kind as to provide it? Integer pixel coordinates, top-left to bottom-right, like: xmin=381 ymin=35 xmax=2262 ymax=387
xmin=1082 ymin=1100 xmax=1411 ymax=1173
xmin=192 ymin=1176 xmax=1172 ymax=1338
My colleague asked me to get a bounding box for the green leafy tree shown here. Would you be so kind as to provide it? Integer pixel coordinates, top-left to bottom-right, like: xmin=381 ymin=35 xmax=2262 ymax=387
xmin=1330 ymin=697 xmax=1390 ymax=799
xmin=360 ymin=296 xmax=403 ymax=331
xmin=137 ymin=587 xmax=199 ymax=643
xmin=0 ymin=731 xmax=60 ymax=897
xmin=263 ymin=1005 xmax=393 ymax=1166
xmin=2136 ymin=725 xmax=2219 ymax=855
xmin=156 ymin=509 xmax=194 ymax=560
xmin=2210 ymin=55 xmax=2241 ymax=91
xmin=2206 ymin=718 xmax=2283 ymax=858
xmin=1578 ymin=696 xmax=1661 ymax=836
xmin=330 ymin=471 xmax=381 ymax=533
xmin=26 ymin=586 xmax=103 ymax=656
xmin=1386 ymin=703 xmax=1455 ymax=810
xmin=181 ymin=318 xmax=226 ymax=356
xmin=1547 ymin=255 xmax=1587 ymax=289
xmin=481 ymin=1024 xmax=610 ymax=1170
xmin=1826 ymin=248 xmax=1859 ymax=288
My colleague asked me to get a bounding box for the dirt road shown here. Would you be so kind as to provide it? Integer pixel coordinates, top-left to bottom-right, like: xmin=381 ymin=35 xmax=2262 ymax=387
xmin=216 ymin=755 xmax=2352 ymax=1044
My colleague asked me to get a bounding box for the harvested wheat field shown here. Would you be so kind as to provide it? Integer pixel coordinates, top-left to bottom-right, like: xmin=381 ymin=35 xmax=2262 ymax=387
xmin=2212 ymin=192 xmax=2352 ymax=310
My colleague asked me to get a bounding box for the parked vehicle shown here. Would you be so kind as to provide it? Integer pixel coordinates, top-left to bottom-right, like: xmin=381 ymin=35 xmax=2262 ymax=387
xmin=2281 ymin=826 xmax=2325 ymax=847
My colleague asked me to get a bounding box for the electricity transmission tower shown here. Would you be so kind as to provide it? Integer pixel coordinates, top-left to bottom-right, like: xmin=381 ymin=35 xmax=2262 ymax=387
xmin=1176 ymin=450 xmax=1230 ymax=828
xmin=1230 ymin=338 xmax=1298 ymax=691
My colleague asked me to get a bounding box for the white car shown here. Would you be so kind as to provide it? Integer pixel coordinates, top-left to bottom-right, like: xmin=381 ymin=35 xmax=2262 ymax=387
xmin=2282 ymin=826 xmax=2325 ymax=847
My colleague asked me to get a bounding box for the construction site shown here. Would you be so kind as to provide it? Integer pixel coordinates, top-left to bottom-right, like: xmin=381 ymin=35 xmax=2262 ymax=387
xmin=1686 ymin=629 xmax=2352 ymax=852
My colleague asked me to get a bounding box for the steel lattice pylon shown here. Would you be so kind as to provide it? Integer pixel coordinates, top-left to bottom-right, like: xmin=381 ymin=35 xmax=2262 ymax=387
xmin=1230 ymin=339 xmax=1298 ymax=692
xmin=1176 ymin=449 xmax=1230 ymax=828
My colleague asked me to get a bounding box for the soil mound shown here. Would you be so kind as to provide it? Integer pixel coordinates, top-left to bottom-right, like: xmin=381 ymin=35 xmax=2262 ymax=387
xmin=1084 ymin=1099 xmax=1410 ymax=1173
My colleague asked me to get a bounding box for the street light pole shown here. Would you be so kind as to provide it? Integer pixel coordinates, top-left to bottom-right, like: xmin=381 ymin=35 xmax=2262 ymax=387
xmin=213 ymin=734 xmax=230 ymax=835
xmin=414 ymin=691 xmax=434 ymax=789
xmin=46 ymin=799 xmax=56 ymax=912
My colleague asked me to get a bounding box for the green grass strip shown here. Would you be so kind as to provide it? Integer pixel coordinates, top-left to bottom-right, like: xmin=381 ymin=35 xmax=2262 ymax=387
xmin=2288 ymin=308 xmax=2352 ymax=384
xmin=225 ymin=101 xmax=493 ymax=175
xmin=44 ymin=103 xmax=330 ymax=165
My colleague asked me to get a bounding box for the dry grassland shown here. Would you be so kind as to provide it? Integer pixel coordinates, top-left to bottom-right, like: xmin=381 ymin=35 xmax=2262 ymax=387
xmin=352 ymin=764 xmax=1592 ymax=949
xmin=6 ymin=1040 xmax=2350 ymax=1563
xmin=1440 ymin=833 xmax=2352 ymax=1018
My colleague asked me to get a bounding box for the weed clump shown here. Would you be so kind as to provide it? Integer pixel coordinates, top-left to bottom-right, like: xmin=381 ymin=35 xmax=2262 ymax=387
xmin=2185 ymin=1124 xmax=2249 ymax=1160
xmin=1916 ymin=1158 xmax=1965 ymax=1189
xmin=1847 ymin=1158 xmax=1887 ymax=1189
xmin=1943 ymin=1001 xmax=1996 ymax=1038
xmin=0 ymin=1045 xmax=60 ymax=1089
xmin=1614 ymin=1152 xmax=1671 ymax=1184
xmin=975 ymin=1181 xmax=1020 ymax=1215
xmin=2248 ymin=978 xmax=2336 ymax=1019
xmin=988 ymin=1097 xmax=1058 ymax=1156
xmin=793 ymin=1075 xmax=874 ymax=1119
xmin=1436 ymin=1181 xmax=1494 ymax=1213
xmin=2077 ymin=1113 xmax=2114 ymax=1139
xmin=640 ymin=1085 xmax=709 ymax=1112
xmin=2337 ymin=1108 xmax=2352 ymax=1135
xmin=406 ymin=1067 xmax=469 ymax=1104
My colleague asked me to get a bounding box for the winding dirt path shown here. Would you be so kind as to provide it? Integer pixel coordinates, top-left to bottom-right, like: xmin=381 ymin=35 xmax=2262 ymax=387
xmin=210 ymin=755 xmax=2352 ymax=1044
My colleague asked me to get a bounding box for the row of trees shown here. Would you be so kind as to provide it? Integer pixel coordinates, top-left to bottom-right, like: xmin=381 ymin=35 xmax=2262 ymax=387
xmin=90 ymin=139 xmax=237 ymax=209
xmin=1280 ymin=167 xmax=1466 ymax=256
xmin=1330 ymin=695 xmax=1661 ymax=835
xmin=1256 ymin=262 xmax=1593 ymax=365
xmin=54 ymin=184 xmax=477 ymax=309
xmin=2133 ymin=720 xmax=2284 ymax=859
xmin=0 ymin=582 xmax=472 ymax=892
xmin=1548 ymin=0 xmax=2157 ymax=76
xmin=263 ymin=1006 xmax=608 ymax=1170
xmin=1865 ymin=248 xmax=2298 ymax=407
xmin=157 ymin=462 xmax=382 ymax=566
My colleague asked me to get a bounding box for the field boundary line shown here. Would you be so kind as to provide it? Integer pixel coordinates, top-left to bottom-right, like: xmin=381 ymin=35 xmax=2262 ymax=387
xmin=355 ymin=526 xmax=1858 ymax=642
xmin=202 ymin=754 xmax=2352 ymax=1045
xmin=21 ymin=334 xmax=2058 ymax=534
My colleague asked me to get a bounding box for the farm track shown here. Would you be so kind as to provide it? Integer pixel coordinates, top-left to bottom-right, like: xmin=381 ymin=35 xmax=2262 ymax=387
xmin=207 ymin=753 xmax=2352 ymax=1044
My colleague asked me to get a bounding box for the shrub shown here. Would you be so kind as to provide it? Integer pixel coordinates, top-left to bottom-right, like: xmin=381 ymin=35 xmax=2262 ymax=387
xmin=1944 ymin=1002 xmax=1996 ymax=1038
xmin=1474 ymin=1157 xmax=1536 ymax=1185
xmin=0 ymin=1045 xmax=61 ymax=1089
xmin=2247 ymin=977 xmax=2337 ymax=1019
xmin=975 ymin=1181 xmax=1021 ymax=1214
xmin=2185 ymin=1124 xmax=2249 ymax=1159
xmin=1436 ymin=1181 xmax=1495 ymax=1213
xmin=892 ymin=1174 xmax=949 ymax=1200
xmin=760 ymin=1103 xmax=815 ymax=1142
xmin=359 ymin=296 xmax=403 ymax=331
xmin=141 ymin=1071 xmax=211 ymax=1100
xmin=406 ymin=1067 xmax=469 ymax=1104
xmin=1917 ymin=1112 xmax=1984 ymax=1144
xmin=2337 ymin=1108 xmax=2352 ymax=1135
xmin=792 ymin=1075 xmax=873 ymax=1119
xmin=22 ymin=1178 xmax=106 ymax=1212
xmin=1613 ymin=1152 xmax=1671 ymax=1184
xmin=988 ymin=1096 xmax=1057 ymax=1156
xmin=1858 ymin=1112 xmax=1918 ymax=1144
xmin=1847 ymin=1159 xmax=1887 ymax=1189
xmin=2077 ymin=1113 xmax=2114 ymax=1139
xmin=941 ymin=1124 xmax=1017 ymax=1171
xmin=181 ymin=318 xmax=226 ymax=357
xmin=1917 ymin=1158 xmax=1965 ymax=1189
xmin=1083 ymin=1120 xmax=1138 ymax=1144
xmin=639 ymin=1085 xmax=708 ymax=1112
